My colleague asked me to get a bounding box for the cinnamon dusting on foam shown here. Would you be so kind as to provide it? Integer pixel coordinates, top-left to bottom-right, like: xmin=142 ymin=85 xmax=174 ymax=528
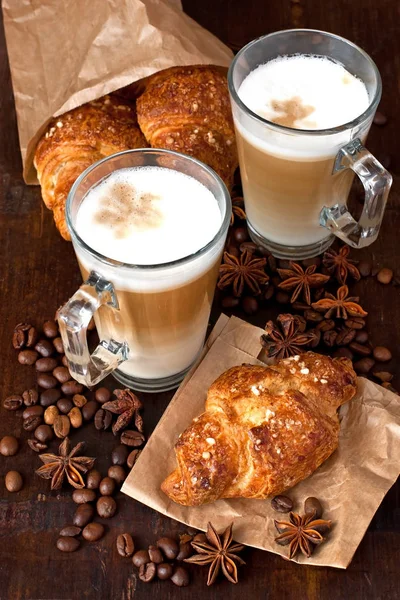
xmin=270 ymin=96 xmax=316 ymax=128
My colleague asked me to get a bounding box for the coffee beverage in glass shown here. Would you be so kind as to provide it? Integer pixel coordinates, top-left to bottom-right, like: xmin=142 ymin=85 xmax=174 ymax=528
xmin=228 ymin=29 xmax=392 ymax=259
xmin=57 ymin=149 xmax=231 ymax=392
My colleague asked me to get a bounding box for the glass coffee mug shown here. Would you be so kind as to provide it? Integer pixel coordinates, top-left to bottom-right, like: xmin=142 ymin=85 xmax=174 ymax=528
xmin=58 ymin=149 xmax=231 ymax=392
xmin=228 ymin=29 xmax=392 ymax=259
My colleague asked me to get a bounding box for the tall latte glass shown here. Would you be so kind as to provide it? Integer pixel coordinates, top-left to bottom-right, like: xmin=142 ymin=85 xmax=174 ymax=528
xmin=228 ymin=29 xmax=392 ymax=259
xmin=58 ymin=149 xmax=231 ymax=392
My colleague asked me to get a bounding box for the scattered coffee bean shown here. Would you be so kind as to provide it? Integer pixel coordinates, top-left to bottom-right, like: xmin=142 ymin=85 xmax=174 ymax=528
xmin=23 ymin=415 xmax=42 ymax=431
xmin=82 ymin=523 xmax=105 ymax=542
xmin=82 ymin=400 xmax=99 ymax=421
xmin=117 ymin=533 xmax=135 ymax=557
xmin=336 ymin=327 xmax=356 ymax=346
xmin=345 ymin=318 xmax=365 ymax=330
xmin=112 ymin=445 xmax=129 ymax=466
xmin=127 ymin=449 xmax=141 ymax=469
xmin=36 ymin=357 xmax=58 ymax=373
xmin=3 ymin=394 xmax=23 ymax=410
xmin=373 ymin=346 xmax=392 ymax=362
xmin=73 ymin=503 xmax=95 ymax=527
xmin=242 ymin=296 xmax=259 ymax=315
xmin=171 ymin=566 xmax=189 ymax=587
xmin=18 ymin=349 xmax=39 ymax=365
xmin=60 ymin=525 xmax=81 ymax=537
xmin=354 ymin=357 xmax=375 ymax=374
xmin=139 ymin=562 xmax=156 ymax=583
xmin=53 ymin=415 xmax=71 ymax=438
xmin=276 ymin=291 xmax=290 ymax=304
xmin=264 ymin=285 xmax=275 ymax=301
xmin=95 ymin=388 xmax=111 ymax=404
xmin=40 ymin=388 xmax=61 ymax=407
xmin=53 ymin=337 xmax=64 ymax=353
xmin=68 ymin=407 xmax=83 ymax=428
xmin=35 ymin=339 xmax=55 ymax=357
xmin=99 ymin=477 xmax=116 ymax=496
xmin=34 ymin=424 xmax=54 ymax=443
xmin=333 ymin=347 xmax=354 ymax=360
xmin=61 ymin=355 xmax=69 ymax=367
xmin=56 ymin=537 xmax=80 ymax=552
xmin=57 ymin=398 xmax=74 ymax=414
xmin=13 ymin=323 xmax=37 ymax=349
xmin=27 ymin=439 xmax=47 ymax=452
xmin=305 ymin=310 xmax=323 ymax=323
xmin=73 ymin=394 xmax=87 ymax=408
xmin=372 ymin=370 xmax=393 ymax=383
xmin=221 ymin=295 xmax=240 ymax=309
xmin=193 ymin=533 xmax=207 ymax=544
xmin=72 ymin=488 xmax=97 ymax=504
xmin=357 ymin=261 xmax=372 ymax=277
xmin=108 ymin=465 xmax=126 ymax=485
xmin=373 ymin=111 xmax=388 ymax=126
xmin=120 ymin=430 xmax=145 ymax=447
xmin=148 ymin=545 xmax=164 ymax=564
xmin=23 ymin=405 xmax=44 ymax=420
xmin=316 ymin=319 xmax=335 ymax=332
xmin=62 ymin=380 xmax=84 ymax=396
xmin=85 ymin=470 xmax=102 ymax=491
xmin=355 ymin=330 xmax=368 ymax=344
xmin=132 ymin=549 xmax=150 ymax=567
xmin=349 ymin=342 xmax=372 ymax=356
xmin=97 ymin=496 xmax=117 ymax=518
xmin=0 ymin=435 xmax=19 ymax=456
xmin=323 ymin=330 xmax=337 ymax=347
xmin=156 ymin=537 xmax=179 ymax=560
xmin=233 ymin=226 xmax=249 ymax=244
xmin=22 ymin=389 xmax=39 ymax=406
xmin=37 ymin=373 xmax=58 ymax=389
xmin=94 ymin=409 xmax=112 ymax=431
xmin=44 ymin=405 xmax=59 ymax=425
xmin=43 ymin=320 xmax=58 ymax=338
xmin=53 ymin=366 xmax=71 ymax=384
xmin=271 ymin=495 xmax=293 ymax=513
xmin=176 ymin=542 xmax=193 ymax=561
xmin=157 ymin=563 xmax=173 ymax=580
xmin=5 ymin=470 xmax=23 ymax=492
xmin=304 ymin=497 xmax=323 ymax=519
xmin=377 ymin=267 xmax=393 ymax=284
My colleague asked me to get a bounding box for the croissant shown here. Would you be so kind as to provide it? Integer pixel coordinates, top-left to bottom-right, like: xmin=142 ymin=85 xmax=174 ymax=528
xmin=162 ymin=352 xmax=357 ymax=506
xmin=34 ymin=95 xmax=147 ymax=240
xmin=136 ymin=65 xmax=238 ymax=189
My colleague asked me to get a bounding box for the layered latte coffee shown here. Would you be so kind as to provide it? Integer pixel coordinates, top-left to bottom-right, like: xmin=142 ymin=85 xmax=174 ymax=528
xmin=75 ymin=166 xmax=223 ymax=381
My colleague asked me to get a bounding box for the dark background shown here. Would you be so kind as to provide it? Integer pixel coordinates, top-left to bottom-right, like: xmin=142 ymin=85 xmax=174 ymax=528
xmin=0 ymin=1 xmax=399 ymax=599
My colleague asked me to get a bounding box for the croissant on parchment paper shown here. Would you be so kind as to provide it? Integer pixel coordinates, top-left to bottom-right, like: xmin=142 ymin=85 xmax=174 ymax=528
xmin=161 ymin=352 xmax=357 ymax=506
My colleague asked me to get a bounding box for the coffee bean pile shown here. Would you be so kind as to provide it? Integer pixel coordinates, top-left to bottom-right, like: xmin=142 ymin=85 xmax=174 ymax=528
xmin=271 ymin=493 xmax=324 ymax=520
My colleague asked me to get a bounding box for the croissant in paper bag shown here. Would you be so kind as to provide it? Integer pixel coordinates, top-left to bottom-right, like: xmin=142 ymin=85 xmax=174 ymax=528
xmin=162 ymin=352 xmax=357 ymax=506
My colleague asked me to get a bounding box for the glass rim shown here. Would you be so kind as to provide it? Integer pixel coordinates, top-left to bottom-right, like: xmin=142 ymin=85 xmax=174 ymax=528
xmin=66 ymin=148 xmax=231 ymax=271
xmin=228 ymin=28 xmax=382 ymax=136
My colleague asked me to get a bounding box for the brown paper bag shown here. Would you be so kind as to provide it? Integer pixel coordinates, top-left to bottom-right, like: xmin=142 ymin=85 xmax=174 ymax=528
xmin=122 ymin=315 xmax=400 ymax=569
xmin=2 ymin=0 xmax=233 ymax=183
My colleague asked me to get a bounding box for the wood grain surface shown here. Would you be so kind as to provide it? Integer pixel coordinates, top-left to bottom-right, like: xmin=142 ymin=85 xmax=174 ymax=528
xmin=0 ymin=1 xmax=399 ymax=599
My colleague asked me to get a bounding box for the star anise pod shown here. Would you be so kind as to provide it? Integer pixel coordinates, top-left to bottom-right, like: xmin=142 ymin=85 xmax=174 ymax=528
xmin=218 ymin=250 xmax=269 ymax=297
xmin=312 ymin=285 xmax=368 ymax=319
xmin=323 ymin=245 xmax=360 ymax=284
xmin=275 ymin=511 xmax=332 ymax=559
xmin=185 ymin=522 xmax=245 ymax=585
xmin=230 ymin=197 xmax=247 ymax=226
xmin=102 ymin=389 xmax=143 ymax=435
xmin=36 ymin=437 xmax=95 ymax=490
xmin=277 ymin=262 xmax=330 ymax=305
xmin=260 ymin=313 xmax=316 ymax=359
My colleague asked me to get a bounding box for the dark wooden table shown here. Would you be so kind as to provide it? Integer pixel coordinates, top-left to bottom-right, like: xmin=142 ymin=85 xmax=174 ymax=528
xmin=0 ymin=1 xmax=399 ymax=599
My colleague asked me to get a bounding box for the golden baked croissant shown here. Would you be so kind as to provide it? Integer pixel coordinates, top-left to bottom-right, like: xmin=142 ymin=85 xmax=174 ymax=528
xmin=34 ymin=95 xmax=147 ymax=240
xmin=136 ymin=65 xmax=238 ymax=189
xmin=162 ymin=352 xmax=356 ymax=506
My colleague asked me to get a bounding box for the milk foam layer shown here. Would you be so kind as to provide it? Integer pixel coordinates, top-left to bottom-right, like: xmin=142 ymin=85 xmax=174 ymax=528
xmin=238 ymin=55 xmax=369 ymax=130
xmin=76 ymin=166 xmax=222 ymax=265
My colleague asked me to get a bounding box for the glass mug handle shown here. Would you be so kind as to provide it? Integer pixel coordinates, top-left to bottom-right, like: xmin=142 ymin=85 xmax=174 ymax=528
xmin=58 ymin=271 xmax=129 ymax=387
xmin=320 ymin=138 xmax=392 ymax=248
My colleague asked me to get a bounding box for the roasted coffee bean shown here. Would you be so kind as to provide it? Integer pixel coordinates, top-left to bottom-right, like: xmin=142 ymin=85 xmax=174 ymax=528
xmin=264 ymin=284 xmax=275 ymax=301
xmin=3 ymin=394 xmax=23 ymax=410
xmin=333 ymin=347 xmax=354 ymax=360
xmin=23 ymin=325 xmax=38 ymax=348
xmin=139 ymin=562 xmax=156 ymax=583
xmin=127 ymin=449 xmax=142 ymax=469
xmin=323 ymin=330 xmax=337 ymax=347
xmin=5 ymin=471 xmax=23 ymax=492
xmin=349 ymin=342 xmax=372 ymax=356
xmin=373 ymin=370 xmax=393 ymax=383
xmin=0 ymin=435 xmax=19 ymax=456
xmin=132 ymin=549 xmax=150 ymax=567
xmin=94 ymin=409 xmax=112 ymax=431
xmin=73 ymin=503 xmax=95 ymax=527
xmin=35 ymin=339 xmax=55 ymax=357
xmin=22 ymin=389 xmax=39 ymax=406
xmin=60 ymin=525 xmax=81 ymax=537
xmin=96 ymin=496 xmax=117 ymax=518
xmin=271 ymin=495 xmax=293 ymax=513
xmin=53 ymin=415 xmax=70 ymax=438
xmin=57 ymin=398 xmax=74 ymax=414
xmin=120 ymin=430 xmax=145 ymax=447
xmin=242 ymin=296 xmax=259 ymax=315
xmin=72 ymin=488 xmax=96 ymax=504
xmin=176 ymin=542 xmax=193 ymax=561
xmin=358 ymin=261 xmax=372 ymax=277
xmin=13 ymin=323 xmax=38 ymax=349
xmin=53 ymin=337 xmax=64 ymax=354
xmin=95 ymin=387 xmax=111 ymax=404
xmin=53 ymin=366 xmax=71 ymax=384
xmin=355 ymin=330 xmax=368 ymax=344
xmin=40 ymin=388 xmax=61 ymax=407
xmin=345 ymin=318 xmax=365 ymax=330
xmin=276 ymin=291 xmax=290 ymax=304
xmin=82 ymin=400 xmax=99 ymax=421
xmin=354 ymin=357 xmax=375 ymax=374
xmin=112 ymin=444 xmax=129 ymax=466
xmin=373 ymin=346 xmax=392 ymax=362
xmin=44 ymin=405 xmax=59 ymax=425
xmin=86 ymin=469 xmax=102 ymax=490
xmin=336 ymin=328 xmax=356 ymax=346
xmin=304 ymin=497 xmax=323 ymax=519
xmin=305 ymin=310 xmax=323 ymax=323
xmin=23 ymin=416 xmax=42 ymax=432
xmin=116 ymin=533 xmax=135 ymax=557
xmin=99 ymin=477 xmax=116 ymax=496
xmin=233 ymin=226 xmax=249 ymax=244
xmin=62 ymin=355 xmax=69 ymax=367
xmin=377 ymin=267 xmax=393 ymax=284
xmin=68 ymin=407 xmax=83 ymax=428
xmin=82 ymin=523 xmax=105 ymax=542
xmin=34 ymin=424 xmax=54 ymax=443
xmin=36 ymin=357 xmax=58 ymax=372
xmin=156 ymin=537 xmax=179 ymax=560
xmin=148 ymin=545 xmax=164 ymax=564
xmin=171 ymin=566 xmax=190 ymax=587
xmin=373 ymin=111 xmax=388 ymax=126
xmin=193 ymin=533 xmax=207 ymax=544
xmin=18 ymin=349 xmax=39 ymax=365
xmin=37 ymin=373 xmax=58 ymax=389
xmin=27 ymin=439 xmax=47 ymax=452
xmin=43 ymin=319 xmax=58 ymax=338
xmin=108 ymin=465 xmax=126 ymax=485
xmin=221 ymin=295 xmax=240 ymax=309
xmin=56 ymin=537 xmax=80 ymax=552
xmin=157 ymin=563 xmax=173 ymax=580
xmin=23 ymin=405 xmax=44 ymax=420
xmin=62 ymin=380 xmax=84 ymax=396
xmin=73 ymin=394 xmax=87 ymax=408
